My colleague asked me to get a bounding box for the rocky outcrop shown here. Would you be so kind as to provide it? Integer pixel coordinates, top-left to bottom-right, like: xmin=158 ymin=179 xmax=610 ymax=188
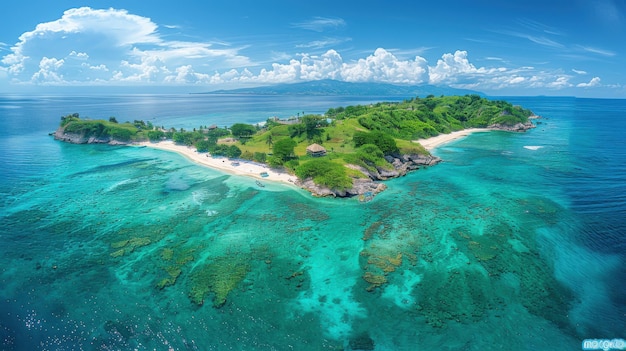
xmin=52 ymin=127 xmax=129 ymax=145
xmin=296 ymin=153 xmax=441 ymax=198
xmin=296 ymin=178 xmax=387 ymax=198
xmin=488 ymin=121 xmax=535 ymax=132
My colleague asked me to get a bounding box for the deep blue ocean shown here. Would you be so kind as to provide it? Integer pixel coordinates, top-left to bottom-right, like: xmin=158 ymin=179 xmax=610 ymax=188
xmin=0 ymin=94 xmax=624 ymax=350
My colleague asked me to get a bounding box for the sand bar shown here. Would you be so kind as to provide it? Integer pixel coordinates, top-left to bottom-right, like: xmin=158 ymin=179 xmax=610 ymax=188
xmin=415 ymin=128 xmax=490 ymax=150
xmin=137 ymin=140 xmax=298 ymax=186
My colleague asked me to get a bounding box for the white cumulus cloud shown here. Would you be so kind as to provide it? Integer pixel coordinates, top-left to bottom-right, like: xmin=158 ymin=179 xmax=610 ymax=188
xmin=0 ymin=7 xmax=605 ymax=94
xmin=31 ymin=57 xmax=65 ymax=83
xmin=213 ymin=48 xmax=428 ymax=85
xmin=164 ymin=65 xmax=211 ymax=84
xmin=0 ymin=7 xmax=249 ymax=85
xmin=341 ymin=48 xmax=428 ymax=84
xmin=428 ymin=50 xmax=504 ymax=85
xmin=577 ymin=77 xmax=601 ymax=87
xmin=547 ymin=76 xmax=572 ymax=88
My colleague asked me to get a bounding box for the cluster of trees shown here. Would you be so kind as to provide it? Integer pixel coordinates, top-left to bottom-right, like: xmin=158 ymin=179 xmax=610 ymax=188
xmin=327 ymin=95 xmax=532 ymax=140
xmin=353 ymin=131 xmax=398 ymax=154
xmin=230 ymin=123 xmax=258 ymax=143
xmin=268 ymin=138 xmax=297 ymax=167
xmin=287 ymin=115 xmax=329 ymax=141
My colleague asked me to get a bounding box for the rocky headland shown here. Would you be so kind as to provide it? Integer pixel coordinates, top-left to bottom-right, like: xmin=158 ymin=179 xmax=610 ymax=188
xmin=296 ymin=153 xmax=442 ymax=198
xmin=52 ymin=128 xmax=130 ymax=145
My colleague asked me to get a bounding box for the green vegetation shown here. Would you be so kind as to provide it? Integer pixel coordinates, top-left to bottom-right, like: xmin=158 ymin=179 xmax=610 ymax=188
xmin=270 ymin=138 xmax=297 ymax=165
xmin=336 ymin=94 xmax=532 ymax=139
xmin=295 ymin=158 xmax=353 ymax=191
xmin=353 ymin=131 xmax=399 ymax=154
xmin=61 ymin=113 xmax=141 ymax=142
xmin=57 ymin=95 xmax=532 ymax=193
xmin=343 ymin=144 xmax=390 ymax=173
xmin=57 ymin=113 xmax=243 ymax=156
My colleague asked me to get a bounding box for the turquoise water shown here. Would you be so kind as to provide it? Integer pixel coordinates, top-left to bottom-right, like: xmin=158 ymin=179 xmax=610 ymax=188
xmin=1 ymin=95 xmax=624 ymax=350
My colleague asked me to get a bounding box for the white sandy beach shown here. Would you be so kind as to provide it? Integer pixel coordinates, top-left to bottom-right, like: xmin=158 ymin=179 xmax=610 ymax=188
xmin=137 ymin=140 xmax=298 ymax=186
xmin=138 ymin=128 xmax=490 ymax=185
xmin=415 ymin=128 xmax=490 ymax=150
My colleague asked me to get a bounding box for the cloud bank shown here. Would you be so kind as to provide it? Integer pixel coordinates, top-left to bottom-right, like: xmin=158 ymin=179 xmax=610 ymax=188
xmin=0 ymin=7 xmax=606 ymax=93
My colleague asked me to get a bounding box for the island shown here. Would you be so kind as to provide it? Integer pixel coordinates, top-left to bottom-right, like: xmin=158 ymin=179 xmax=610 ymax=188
xmin=53 ymin=94 xmax=536 ymax=198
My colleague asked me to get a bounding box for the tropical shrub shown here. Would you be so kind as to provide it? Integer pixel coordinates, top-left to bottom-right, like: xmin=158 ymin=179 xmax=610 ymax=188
xmin=295 ymin=159 xmax=352 ymax=190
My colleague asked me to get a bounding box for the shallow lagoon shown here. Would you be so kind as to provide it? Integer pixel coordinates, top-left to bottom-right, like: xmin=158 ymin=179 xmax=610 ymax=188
xmin=1 ymin=95 xmax=624 ymax=350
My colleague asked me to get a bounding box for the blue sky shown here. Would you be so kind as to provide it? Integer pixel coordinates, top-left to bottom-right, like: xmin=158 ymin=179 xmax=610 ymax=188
xmin=0 ymin=0 xmax=624 ymax=97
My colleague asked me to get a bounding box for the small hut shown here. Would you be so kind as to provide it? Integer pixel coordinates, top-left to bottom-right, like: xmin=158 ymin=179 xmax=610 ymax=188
xmin=306 ymin=143 xmax=327 ymax=157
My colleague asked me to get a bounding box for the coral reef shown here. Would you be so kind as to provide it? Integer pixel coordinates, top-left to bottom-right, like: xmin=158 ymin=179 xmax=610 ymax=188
xmin=360 ymin=248 xmax=403 ymax=291
xmin=156 ymin=266 xmax=181 ymax=290
xmin=109 ymin=237 xmax=151 ymax=257
xmin=414 ymin=268 xmax=494 ymax=328
xmin=154 ymin=246 xmax=196 ymax=290
xmin=362 ymin=272 xmax=387 ymax=292
xmin=187 ymin=256 xmax=250 ymax=307
xmin=348 ymin=332 xmax=375 ymax=350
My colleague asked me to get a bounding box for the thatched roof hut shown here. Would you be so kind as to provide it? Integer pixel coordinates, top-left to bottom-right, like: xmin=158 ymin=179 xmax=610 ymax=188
xmin=306 ymin=143 xmax=327 ymax=157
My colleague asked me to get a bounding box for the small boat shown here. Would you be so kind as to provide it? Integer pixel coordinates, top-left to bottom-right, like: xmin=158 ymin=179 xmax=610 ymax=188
xmin=260 ymin=172 xmax=269 ymax=178
xmin=231 ymin=161 xmax=240 ymax=166
xmin=255 ymin=180 xmax=265 ymax=187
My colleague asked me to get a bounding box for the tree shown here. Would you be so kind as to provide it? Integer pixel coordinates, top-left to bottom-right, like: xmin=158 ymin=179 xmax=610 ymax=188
xmin=195 ymin=139 xmax=213 ymax=152
xmin=230 ymin=123 xmax=257 ymax=139
xmin=133 ymin=120 xmax=147 ymax=130
xmin=302 ymin=115 xmax=327 ymax=140
xmin=226 ymin=145 xmax=242 ymax=158
xmin=240 ymin=150 xmax=254 ymax=160
xmin=109 ymin=116 xmax=118 ymax=123
xmin=353 ymin=131 xmax=398 ymax=155
xmin=209 ymin=144 xmax=229 ymax=156
xmin=147 ymin=130 xmax=165 ymax=142
xmin=253 ymin=152 xmax=267 ymax=163
xmin=272 ymin=138 xmax=297 ymax=162
xmin=266 ymin=134 xmax=273 ymax=149
xmin=61 ymin=113 xmax=80 ymax=126
xmin=288 ymin=123 xmax=306 ymax=138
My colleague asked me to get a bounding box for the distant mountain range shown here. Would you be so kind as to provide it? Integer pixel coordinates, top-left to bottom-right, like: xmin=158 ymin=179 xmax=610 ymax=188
xmin=201 ymin=80 xmax=483 ymax=97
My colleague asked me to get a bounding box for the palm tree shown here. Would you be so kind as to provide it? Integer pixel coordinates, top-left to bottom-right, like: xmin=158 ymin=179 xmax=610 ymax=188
xmin=266 ymin=134 xmax=273 ymax=149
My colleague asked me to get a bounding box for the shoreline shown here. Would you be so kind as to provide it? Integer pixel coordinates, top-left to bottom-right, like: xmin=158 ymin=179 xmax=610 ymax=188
xmin=136 ymin=128 xmax=493 ymax=188
xmin=136 ymin=140 xmax=298 ymax=186
xmin=415 ymin=128 xmax=491 ymax=150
